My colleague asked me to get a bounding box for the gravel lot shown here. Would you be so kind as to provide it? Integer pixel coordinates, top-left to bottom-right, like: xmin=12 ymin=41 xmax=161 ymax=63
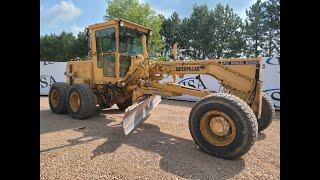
xmin=40 ymin=96 xmax=280 ymax=180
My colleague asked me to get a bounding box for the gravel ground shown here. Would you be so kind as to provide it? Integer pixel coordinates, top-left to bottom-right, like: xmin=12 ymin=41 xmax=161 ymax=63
xmin=40 ymin=96 xmax=280 ymax=180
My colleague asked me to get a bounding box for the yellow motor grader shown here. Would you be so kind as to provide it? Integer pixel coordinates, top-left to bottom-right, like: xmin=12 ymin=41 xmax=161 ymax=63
xmin=48 ymin=19 xmax=275 ymax=159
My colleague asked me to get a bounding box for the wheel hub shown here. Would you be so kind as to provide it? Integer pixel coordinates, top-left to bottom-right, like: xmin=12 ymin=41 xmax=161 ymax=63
xmin=50 ymin=89 xmax=59 ymax=108
xmin=69 ymin=91 xmax=80 ymax=112
xmin=210 ymin=117 xmax=230 ymax=136
xmin=199 ymin=110 xmax=236 ymax=146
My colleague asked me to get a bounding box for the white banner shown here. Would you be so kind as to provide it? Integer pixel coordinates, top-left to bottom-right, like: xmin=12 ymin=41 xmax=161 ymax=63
xmin=261 ymin=56 xmax=280 ymax=110
xmin=40 ymin=61 xmax=67 ymax=95
xmin=40 ymin=57 xmax=280 ymax=110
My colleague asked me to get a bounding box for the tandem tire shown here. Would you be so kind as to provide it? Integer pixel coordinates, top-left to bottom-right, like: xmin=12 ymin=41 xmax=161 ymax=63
xmin=66 ymin=84 xmax=96 ymax=120
xmin=49 ymin=82 xmax=69 ymax=114
xmin=189 ymin=93 xmax=258 ymax=159
xmin=257 ymin=93 xmax=275 ymax=132
xmin=117 ymin=98 xmax=132 ymax=111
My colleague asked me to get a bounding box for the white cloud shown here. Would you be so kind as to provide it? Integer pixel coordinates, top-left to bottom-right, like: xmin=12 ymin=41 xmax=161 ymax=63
xmin=154 ymin=8 xmax=174 ymax=18
xmin=41 ymin=0 xmax=82 ymax=27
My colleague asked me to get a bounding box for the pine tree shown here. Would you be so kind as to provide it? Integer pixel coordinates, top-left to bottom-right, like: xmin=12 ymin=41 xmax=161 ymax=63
xmin=262 ymin=0 xmax=280 ymax=56
xmin=210 ymin=4 xmax=244 ymax=59
xmin=160 ymin=12 xmax=181 ymax=55
xmin=244 ymin=0 xmax=265 ymax=57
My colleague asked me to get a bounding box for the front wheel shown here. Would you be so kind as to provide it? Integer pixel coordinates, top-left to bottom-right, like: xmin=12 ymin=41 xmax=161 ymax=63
xmin=189 ymin=93 xmax=258 ymax=159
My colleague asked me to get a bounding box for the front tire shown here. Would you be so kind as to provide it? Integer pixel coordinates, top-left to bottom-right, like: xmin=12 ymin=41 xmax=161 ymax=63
xmin=66 ymin=84 xmax=96 ymax=120
xmin=49 ymin=82 xmax=69 ymax=114
xmin=189 ymin=93 xmax=258 ymax=159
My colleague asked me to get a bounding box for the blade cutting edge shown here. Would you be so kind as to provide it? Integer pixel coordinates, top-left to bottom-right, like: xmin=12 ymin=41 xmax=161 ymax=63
xmin=122 ymin=95 xmax=162 ymax=135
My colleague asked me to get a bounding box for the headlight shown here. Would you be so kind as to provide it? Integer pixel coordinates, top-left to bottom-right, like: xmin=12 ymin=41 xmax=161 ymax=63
xmin=120 ymin=21 xmax=124 ymax=27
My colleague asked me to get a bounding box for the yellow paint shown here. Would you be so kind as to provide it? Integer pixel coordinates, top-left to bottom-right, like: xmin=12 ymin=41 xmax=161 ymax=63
xmin=64 ymin=18 xmax=263 ymax=117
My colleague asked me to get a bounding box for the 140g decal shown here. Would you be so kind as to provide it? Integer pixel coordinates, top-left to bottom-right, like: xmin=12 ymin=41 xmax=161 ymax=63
xmin=221 ymin=61 xmax=260 ymax=65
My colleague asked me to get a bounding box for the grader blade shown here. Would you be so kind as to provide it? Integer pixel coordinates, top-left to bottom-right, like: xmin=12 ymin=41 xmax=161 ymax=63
xmin=122 ymin=95 xmax=162 ymax=135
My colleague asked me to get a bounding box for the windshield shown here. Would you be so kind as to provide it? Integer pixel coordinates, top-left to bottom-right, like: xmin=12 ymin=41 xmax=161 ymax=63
xmin=120 ymin=27 xmax=147 ymax=56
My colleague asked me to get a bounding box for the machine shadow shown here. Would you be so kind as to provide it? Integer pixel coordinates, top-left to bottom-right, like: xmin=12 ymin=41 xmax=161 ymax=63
xmin=40 ymin=106 xmax=123 ymax=135
xmin=41 ymin=108 xmax=245 ymax=179
xmin=90 ymin=123 xmax=245 ymax=179
xmin=40 ymin=109 xmax=82 ymax=135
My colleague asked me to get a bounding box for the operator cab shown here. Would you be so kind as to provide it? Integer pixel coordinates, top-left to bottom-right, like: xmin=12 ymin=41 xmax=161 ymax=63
xmin=87 ymin=19 xmax=152 ymax=79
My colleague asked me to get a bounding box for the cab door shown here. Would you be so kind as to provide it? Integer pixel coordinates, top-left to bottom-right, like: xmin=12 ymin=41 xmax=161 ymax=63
xmin=94 ymin=27 xmax=118 ymax=81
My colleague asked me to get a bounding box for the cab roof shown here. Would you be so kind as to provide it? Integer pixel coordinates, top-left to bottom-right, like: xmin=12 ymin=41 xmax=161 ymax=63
xmin=88 ymin=18 xmax=152 ymax=33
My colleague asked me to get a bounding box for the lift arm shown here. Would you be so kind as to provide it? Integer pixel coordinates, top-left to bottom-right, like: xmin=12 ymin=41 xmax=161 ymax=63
xmin=127 ymin=57 xmax=263 ymax=119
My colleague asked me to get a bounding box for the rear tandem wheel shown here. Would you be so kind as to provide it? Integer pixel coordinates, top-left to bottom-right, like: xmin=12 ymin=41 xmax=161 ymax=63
xmin=66 ymin=84 xmax=96 ymax=120
xmin=48 ymin=82 xmax=69 ymax=114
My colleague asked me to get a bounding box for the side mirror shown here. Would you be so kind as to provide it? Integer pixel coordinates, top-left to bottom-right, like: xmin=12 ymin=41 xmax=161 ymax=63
xmin=85 ymin=28 xmax=89 ymax=37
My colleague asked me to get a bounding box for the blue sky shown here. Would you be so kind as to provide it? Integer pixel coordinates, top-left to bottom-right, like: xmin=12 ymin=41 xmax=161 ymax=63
xmin=40 ymin=0 xmax=264 ymax=36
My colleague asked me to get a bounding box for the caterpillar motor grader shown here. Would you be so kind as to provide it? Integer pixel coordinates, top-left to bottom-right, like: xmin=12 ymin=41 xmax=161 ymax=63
xmin=48 ymin=19 xmax=275 ymax=159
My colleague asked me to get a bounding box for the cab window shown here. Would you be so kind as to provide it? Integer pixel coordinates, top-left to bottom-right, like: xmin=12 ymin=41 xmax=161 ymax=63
xmin=95 ymin=28 xmax=116 ymax=54
xmin=95 ymin=28 xmax=116 ymax=77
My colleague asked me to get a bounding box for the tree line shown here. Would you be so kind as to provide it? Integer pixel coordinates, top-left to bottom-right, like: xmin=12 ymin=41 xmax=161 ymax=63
xmin=160 ymin=0 xmax=279 ymax=59
xmin=40 ymin=31 xmax=88 ymax=62
xmin=40 ymin=0 xmax=279 ymax=62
